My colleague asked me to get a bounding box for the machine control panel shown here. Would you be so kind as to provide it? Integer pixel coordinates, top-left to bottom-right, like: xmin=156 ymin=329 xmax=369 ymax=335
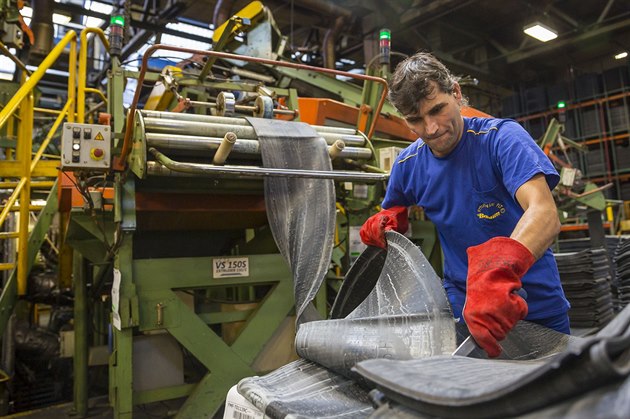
xmin=61 ymin=123 xmax=111 ymax=170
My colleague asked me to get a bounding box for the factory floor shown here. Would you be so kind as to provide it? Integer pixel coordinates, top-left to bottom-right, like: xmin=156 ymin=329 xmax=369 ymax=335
xmin=5 ymin=396 xmax=198 ymax=419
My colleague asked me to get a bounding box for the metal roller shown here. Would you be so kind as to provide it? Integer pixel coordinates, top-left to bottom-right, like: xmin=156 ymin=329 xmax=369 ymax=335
xmin=141 ymin=114 xmax=366 ymax=147
xmin=216 ymin=91 xmax=236 ymax=116
xmin=145 ymin=133 xmax=372 ymax=160
xmin=143 ymin=117 xmax=258 ymax=139
xmin=140 ymin=110 xmax=363 ymax=137
xmin=253 ymin=96 xmax=274 ymax=119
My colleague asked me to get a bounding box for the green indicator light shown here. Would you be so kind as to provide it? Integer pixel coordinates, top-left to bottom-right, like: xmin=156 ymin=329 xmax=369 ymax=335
xmin=380 ymin=29 xmax=391 ymax=40
xmin=111 ymin=15 xmax=125 ymax=26
xmin=557 ymin=101 xmax=566 ymax=109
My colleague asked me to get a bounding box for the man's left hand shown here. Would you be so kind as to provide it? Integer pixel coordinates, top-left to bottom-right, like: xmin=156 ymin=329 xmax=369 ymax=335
xmin=463 ymin=237 xmax=534 ymax=357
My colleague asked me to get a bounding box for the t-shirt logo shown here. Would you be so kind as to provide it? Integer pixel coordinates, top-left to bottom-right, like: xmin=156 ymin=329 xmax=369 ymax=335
xmin=476 ymin=202 xmax=506 ymax=220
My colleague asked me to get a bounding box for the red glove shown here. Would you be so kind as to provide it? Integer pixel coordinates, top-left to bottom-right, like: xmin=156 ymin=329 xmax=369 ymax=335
xmin=359 ymin=206 xmax=409 ymax=248
xmin=463 ymin=237 xmax=534 ymax=358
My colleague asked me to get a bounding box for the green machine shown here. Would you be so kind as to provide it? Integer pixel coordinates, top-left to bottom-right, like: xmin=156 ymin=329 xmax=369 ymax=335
xmin=60 ymin=41 xmax=408 ymax=418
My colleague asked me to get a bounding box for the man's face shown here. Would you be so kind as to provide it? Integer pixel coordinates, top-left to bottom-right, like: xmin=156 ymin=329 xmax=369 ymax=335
xmin=403 ymin=82 xmax=465 ymax=157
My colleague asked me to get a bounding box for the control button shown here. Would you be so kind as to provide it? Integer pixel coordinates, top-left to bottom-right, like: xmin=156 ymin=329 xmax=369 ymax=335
xmin=72 ymin=127 xmax=81 ymax=139
xmin=83 ymin=128 xmax=92 ymax=139
xmin=90 ymin=148 xmax=104 ymax=160
xmin=72 ymin=143 xmax=80 ymax=150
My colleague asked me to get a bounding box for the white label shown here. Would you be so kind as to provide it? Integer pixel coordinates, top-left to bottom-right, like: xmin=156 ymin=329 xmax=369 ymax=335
xmin=213 ymin=257 xmax=250 ymax=278
xmin=112 ymin=268 xmax=121 ymax=330
xmin=225 ymin=401 xmax=264 ymax=419
xmin=353 ymin=184 xmax=368 ymax=199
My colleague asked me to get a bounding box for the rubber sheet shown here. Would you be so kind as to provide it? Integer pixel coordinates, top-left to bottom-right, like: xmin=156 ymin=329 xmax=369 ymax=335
xmin=329 ymin=245 xmax=386 ymax=319
xmin=236 ymin=231 xmax=454 ymax=418
xmin=248 ymin=118 xmax=335 ymax=325
xmin=353 ymin=303 xmax=630 ymax=418
xmin=294 ymin=231 xmax=456 ymax=378
xmin=369 ymin=375 xmax=630 ymax=419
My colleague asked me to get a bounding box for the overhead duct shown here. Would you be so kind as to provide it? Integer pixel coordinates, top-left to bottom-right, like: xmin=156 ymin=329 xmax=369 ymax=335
xmin=213 ymin=0 xmax=235 ymax=30
xmin=29 ymin=0 xmax=54 ymax=60
xmin=288 ymin=0 xmax=352 ymax=69
xmin=323 ymin=16 xmax=346 ymax=69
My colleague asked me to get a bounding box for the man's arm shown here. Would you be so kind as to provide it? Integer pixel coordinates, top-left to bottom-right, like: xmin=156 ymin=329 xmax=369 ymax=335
xmin=511 ymin=173 xmax=561 ymax=259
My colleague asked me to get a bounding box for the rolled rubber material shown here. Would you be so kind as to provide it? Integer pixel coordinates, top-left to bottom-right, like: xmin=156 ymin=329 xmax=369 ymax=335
xmin=329 ymin=245 xmax=386 ymax=319
xmin=237 ymin=231 xmax=455 ymax=417
xmin=354 ymin=303 xmax=630 ymax=418
xmin=295 ymin=231 xmax=456 ymax=378
xmin=248 ymin=117 xmax=336 ymax=325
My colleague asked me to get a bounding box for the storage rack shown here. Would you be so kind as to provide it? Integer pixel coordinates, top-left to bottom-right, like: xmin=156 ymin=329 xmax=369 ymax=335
xmin=502 ymin=65 xmax=630 ymax=203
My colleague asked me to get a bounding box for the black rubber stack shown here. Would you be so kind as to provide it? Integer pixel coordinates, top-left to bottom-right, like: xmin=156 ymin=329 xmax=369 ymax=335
xmin=555 ymin=248 xmax=615 ymax=328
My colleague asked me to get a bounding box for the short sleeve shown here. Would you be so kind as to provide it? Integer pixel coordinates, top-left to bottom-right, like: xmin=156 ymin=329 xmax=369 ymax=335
xmin=494 ymin=121 xmax=559 ymax=198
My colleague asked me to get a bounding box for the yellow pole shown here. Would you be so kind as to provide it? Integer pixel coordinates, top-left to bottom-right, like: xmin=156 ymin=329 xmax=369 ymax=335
xmin=0 ymin=99 xmax=73 ymax=229
xmin=34 ymin=107 xmax=62 ymax=115
xmin=31 ymin=99 xmax=73 ymax=170
xmin=68 ymin=37 xmax=77 ymax=123
xmin=17 ymin=89 xmax=33 ymax=296
xmin=0 ymin=30 xmax=77 ymax=130
xmin=0 ymin=181 xmax=55 ymax=189
xmin=78 ymin=28 xmax=110 ymax=123
xmin=85 ymin=87 xmax=108 ymax=104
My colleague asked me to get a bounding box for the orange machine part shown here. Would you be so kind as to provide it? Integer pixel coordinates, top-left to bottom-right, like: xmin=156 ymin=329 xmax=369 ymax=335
xmin=58 ymin=171 xmax=115 ymax=212
xmin=297 ymin=98 xmax=491 ymax=141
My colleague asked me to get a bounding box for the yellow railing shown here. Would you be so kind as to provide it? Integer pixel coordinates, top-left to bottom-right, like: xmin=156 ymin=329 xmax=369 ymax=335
xmin=0 ymin=30 xmax=78 ymax=295
xmin=78 ymin=28 xmax=109 ymax=123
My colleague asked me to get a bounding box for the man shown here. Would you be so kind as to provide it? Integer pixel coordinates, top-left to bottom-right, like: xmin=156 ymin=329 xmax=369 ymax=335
xmin=360 ymin=52 xmax=570 ymax=357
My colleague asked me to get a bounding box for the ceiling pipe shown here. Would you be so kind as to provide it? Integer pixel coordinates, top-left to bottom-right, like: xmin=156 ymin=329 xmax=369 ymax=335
xmin=286 ymin=0 xmax=352 ymax=69
xmin=290 ymin=0 xmax=352 ymax=19
xmin=29 ymin=0 xmax=54 ymax=60
xmin=323 ymin=16 xmax=345 ymax=69
xmin=213 ymin=0 xmax=235 ymax=29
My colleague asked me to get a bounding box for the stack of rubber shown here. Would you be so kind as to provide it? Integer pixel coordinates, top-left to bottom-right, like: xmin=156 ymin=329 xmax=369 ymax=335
xmin=555 ymin=248 xmax=615 ymax=328
xmin=614 ymin=236 xmax=630 ymax=310
xmin=356 ymin=303 xmax=630 ymax=419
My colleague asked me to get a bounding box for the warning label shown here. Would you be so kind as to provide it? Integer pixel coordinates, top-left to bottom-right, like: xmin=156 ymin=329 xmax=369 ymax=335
xmin=95 ymin=132 xmax=104 ymax=141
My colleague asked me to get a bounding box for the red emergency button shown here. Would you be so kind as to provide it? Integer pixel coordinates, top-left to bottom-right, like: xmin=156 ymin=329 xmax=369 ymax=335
xmin=90 ymin=148 xmax=105 ymax=160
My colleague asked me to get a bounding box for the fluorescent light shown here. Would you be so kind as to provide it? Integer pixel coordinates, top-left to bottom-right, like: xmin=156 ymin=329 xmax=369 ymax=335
xmin=53 ymin=13 xmax=71 ymax=25
xmin=615 ymin=52 xmax=628 ymax=60
xmin=523 ymin=22 xmax=558 ymax=42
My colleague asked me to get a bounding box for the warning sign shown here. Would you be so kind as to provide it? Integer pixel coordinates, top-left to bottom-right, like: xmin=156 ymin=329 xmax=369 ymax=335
xmin=95 ymin=132 xmax=104 ymax=141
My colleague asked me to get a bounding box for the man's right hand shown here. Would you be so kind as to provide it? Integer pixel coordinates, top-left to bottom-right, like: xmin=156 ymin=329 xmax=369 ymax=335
xmin=359 ymin=206 xmax=409 ymax=248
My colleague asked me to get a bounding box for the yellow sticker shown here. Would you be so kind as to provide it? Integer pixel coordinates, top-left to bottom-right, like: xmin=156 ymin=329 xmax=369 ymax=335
xmin=95 ymin=132 xmax=104 ymax=141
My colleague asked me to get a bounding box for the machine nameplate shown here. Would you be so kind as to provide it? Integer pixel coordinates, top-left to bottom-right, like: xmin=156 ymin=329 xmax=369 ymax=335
xmin=212 ymin=257 xmax=250 ymax=278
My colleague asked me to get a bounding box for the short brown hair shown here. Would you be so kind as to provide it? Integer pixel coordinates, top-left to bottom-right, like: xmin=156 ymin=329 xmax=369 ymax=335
xmin=388 ymin=52 xmax=458 ymax=116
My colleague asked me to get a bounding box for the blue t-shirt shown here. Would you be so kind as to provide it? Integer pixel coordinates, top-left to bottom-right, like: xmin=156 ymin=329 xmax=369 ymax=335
xmin=382 ymin=117 xmax=570 ymax=321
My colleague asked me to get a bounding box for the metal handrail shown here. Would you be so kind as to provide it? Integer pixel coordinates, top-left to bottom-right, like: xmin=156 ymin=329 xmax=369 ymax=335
xmin=78 ymin=28 xmax=110 ymax=123
xmin=0 ymin=30 xmax=77 ymax=128
xmin=0 ymin=30 xmax=78 ymax=295
xmin=149 ymin=147 xmax=389 ymax=182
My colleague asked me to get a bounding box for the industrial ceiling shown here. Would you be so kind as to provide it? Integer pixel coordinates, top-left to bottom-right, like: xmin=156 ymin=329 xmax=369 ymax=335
xmin=28 ymin=0 xmax=630 ymax=112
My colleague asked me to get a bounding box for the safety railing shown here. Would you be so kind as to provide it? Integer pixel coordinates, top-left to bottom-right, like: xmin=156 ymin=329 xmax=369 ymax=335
xmin=0 ymin=30 xmax=77 ymax=296
xmin=78 ymin=28 xmax=109 ymax=123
